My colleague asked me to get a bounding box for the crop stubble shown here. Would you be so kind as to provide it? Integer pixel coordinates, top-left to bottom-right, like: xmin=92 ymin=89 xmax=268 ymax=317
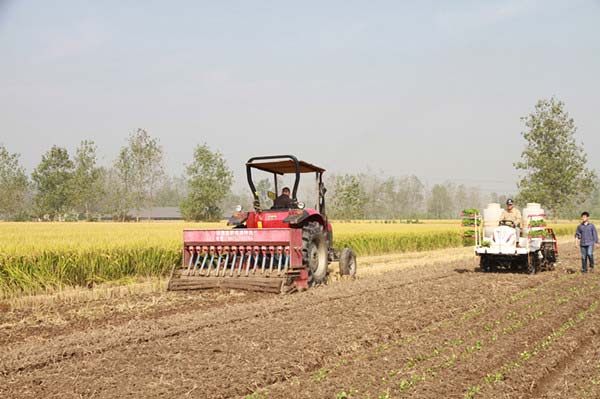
xmin=0 ymin=242 xmax=598 ymax=399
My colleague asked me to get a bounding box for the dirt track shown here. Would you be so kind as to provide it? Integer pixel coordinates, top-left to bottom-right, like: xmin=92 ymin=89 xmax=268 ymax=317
xmin=2 ymin=242 xmax=600 ymax=399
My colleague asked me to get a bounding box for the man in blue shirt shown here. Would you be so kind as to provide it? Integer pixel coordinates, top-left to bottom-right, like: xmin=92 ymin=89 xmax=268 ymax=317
xmin=575 ymin=211 xmax=599 ymax=273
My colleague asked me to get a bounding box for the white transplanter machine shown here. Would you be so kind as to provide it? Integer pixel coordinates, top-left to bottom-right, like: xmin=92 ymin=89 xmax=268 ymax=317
xmin=473 ymin=203 xmax=558 ymax=274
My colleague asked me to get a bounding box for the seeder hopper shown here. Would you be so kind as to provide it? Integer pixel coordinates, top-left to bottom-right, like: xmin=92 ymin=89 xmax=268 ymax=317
xmin=168 ymin=155 xmax=357 ymax=293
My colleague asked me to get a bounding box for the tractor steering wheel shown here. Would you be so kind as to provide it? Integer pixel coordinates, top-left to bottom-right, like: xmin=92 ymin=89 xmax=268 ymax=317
xmin=499 ymin=220 xmax=516 ymax=228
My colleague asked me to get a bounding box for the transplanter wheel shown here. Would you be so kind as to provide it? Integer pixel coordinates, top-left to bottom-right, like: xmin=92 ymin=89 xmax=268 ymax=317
xmin=527 ymin=254 xmax=538 ymax=275
xmin=480 ymin=255 xmax=489 ymax=272
xmin=302 ymin=222 xmax=328 ymax=286
xmin=339 ymin=247 xmax=357 ymax=277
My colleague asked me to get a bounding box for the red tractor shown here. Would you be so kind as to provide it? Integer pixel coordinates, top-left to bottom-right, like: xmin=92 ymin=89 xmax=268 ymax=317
xmin=168 ymin=155 xmax=357 ymax=293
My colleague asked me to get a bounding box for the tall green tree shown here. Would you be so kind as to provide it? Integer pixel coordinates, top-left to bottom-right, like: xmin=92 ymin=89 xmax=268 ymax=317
xmin=0 ymin=145 xmax=29 ymax=219
xmin=330 ymin=174 xmax=368 ymax=220
xmin=115 ymin=128 xmax=165 ymax=216
xmin=72 ymin=140 xmax=102 ymax=220
xmin=515 ymin=98 xmax=597 ymax=217
xmin=180 ymin=144 xmax=233 ymax=221
xmin=32 ymin=146 xmax=75 ymax=220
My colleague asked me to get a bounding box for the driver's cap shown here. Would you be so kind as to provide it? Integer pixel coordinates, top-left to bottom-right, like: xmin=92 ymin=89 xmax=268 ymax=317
xmin=506 ymin=198 xmax=514 ymax=205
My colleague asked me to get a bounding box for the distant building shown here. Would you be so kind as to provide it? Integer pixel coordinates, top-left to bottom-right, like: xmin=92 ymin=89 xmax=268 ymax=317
xmin=99 ymin=207 xmax=183 ymax=221
xmin=130 ymin=207 xmax=183 ymax=220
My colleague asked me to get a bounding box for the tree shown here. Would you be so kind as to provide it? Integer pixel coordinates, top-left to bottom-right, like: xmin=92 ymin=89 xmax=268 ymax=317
xmin=449 ymin=184 xmax=483 ymax=214
xmin=0 ymin=145 xmax=29 ymax=219
xmin=427 ymin=184 xmax=453 ymax=219
xmin=490 ymin=192 xmax=510 ymax=207
xmin=221 ymin=190 xmax=253 ymax=214
xmin=466 ymin=186 xmax=483 ymax=213
xmin=154 ymin=176 xmax=188 ymax=207
xmin=71 ymin=140 xmax=102 ymax=220
xmin=453 ymin=184 xmax=468 ymax=216
xmin=359 ymin=172 xmax=392 ymax=219
xmin=396 ymin=175 xmax=426 ymax=219
xmin=180 ymin=144 xmax=233 ymax=221
xmin=255 ymin=178 xmax=274 ymax=208
xmin=32 ymin=146 xmax=75 ymax=220
xmin=98 ymin=167 xmax=130 ymax=221
xmin=330 ymin=174 xmax=368 ymax=220
xmin=357 ymin=173 xmax=427 ymax=219
xmin=585 ymin=188 xmax=600 ymax=218
xmin=115 ymin=129 xmax=165 ymax=217
xmin=515 ymin=98 xmax=597 ymax=217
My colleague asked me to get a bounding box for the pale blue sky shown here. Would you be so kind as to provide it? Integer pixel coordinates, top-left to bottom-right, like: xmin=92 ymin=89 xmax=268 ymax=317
xmin=1 ymin=0 xmax=599 ymax=193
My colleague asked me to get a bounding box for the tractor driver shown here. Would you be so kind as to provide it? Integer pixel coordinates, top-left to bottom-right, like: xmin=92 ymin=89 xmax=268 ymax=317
xmin=273 ymin=187 xmax=292 ymax=209
xmin=499 ymin=198 xmax=523 ymax=240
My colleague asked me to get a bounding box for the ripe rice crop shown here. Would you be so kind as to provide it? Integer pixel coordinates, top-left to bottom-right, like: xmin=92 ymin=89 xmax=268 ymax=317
xmin=0 ymin=221 xmax=577 ymax=298
xmin=335 ymin=231 xmax=466 ymax=256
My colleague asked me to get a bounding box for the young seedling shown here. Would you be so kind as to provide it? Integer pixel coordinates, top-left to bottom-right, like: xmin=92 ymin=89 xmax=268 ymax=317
xmin=464 ymin=386 xmax=481 ymax=398
xmin=312 ymin=368 xmax=329 ymax=382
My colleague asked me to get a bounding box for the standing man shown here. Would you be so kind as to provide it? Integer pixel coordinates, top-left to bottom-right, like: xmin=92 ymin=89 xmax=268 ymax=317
xmin=499 ymin=199 xmax=523 ymax=241
xmin=575 ymin=211 xmax=599 ymax=273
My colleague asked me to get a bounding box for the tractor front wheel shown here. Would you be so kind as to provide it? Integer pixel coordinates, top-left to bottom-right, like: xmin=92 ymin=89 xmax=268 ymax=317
xmin=302 ymin=222 xmax=329 ymax=286
xmin=339 ymin=248 xmax=357 ymax=277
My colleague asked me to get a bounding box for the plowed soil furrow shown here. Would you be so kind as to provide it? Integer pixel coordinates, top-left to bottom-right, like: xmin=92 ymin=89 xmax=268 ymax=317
xmin=0 ymin=290 xmax=266 ymax=346
xmin=0 ymin=263 xmax=467 ymax=377
xmin=528 ymin=323 xmax=600 ymax=399
xmin=478 ymin=299 xmax=600 ymax=399
xmin=2 ymin=261 xmax=486 ymax=398
xmin=421 ymin=287 xmax=600 ymax=399
xmin=1 ymin=242 xmax=597 ymax=399
xmin=261 ymin=268 xmax=595 ymax=398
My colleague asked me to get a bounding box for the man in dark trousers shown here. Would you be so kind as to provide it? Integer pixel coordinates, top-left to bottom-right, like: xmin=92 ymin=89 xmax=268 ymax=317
xmin=575 ymin=211 xmax=599 ymax=273
xmin=273 ymin=187 xmax=291 ymax=209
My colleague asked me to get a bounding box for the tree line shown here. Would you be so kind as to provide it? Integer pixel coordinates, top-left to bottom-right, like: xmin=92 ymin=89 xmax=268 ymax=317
xmin=0 ymin=129 xmax=231 ymax=221
xmin=0 ymin=98 xmax=597 ymax=221
xmin=330 ymin=97 xmax=598 ymax=220
xmin=0 ymin=134 xmax=491 ymax=221
xmin=0 ymin=133 xmax=503 ymax=222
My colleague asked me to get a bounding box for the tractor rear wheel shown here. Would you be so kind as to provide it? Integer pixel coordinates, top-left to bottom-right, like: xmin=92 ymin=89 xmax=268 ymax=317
xmin=302 ymin=222 xmax=328 ymax=286
xmin=339 ymin=248 xmax=357 ymax=277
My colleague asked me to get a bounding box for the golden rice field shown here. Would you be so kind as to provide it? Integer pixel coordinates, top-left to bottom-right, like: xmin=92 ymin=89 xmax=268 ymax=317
xmin=0 ymin=221 xmax=577 ymax=298
xmin=0 ymin=221 xmax=464 ymax=253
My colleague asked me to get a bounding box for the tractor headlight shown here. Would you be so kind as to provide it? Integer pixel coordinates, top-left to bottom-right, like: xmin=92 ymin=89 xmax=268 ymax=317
xmin=297 ymin=201 xmax=305 ymax=210
xmin=235 ymin=205 xmax=243 ymax=212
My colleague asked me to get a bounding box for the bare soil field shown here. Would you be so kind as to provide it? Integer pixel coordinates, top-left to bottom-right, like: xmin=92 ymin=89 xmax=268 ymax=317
xmin=2 ymin=241 xmax=599 ymax=399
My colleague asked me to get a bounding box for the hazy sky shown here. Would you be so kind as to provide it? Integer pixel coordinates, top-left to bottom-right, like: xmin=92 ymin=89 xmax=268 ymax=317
xmin=1 ymin=0 xmax=599 ymax=194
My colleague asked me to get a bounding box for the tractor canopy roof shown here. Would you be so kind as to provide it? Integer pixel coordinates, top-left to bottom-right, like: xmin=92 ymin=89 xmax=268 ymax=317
xmin=246 ymin=157 xmax=325 ymax=175
xmin=245 ymin=155 xmax=327 ymax=213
